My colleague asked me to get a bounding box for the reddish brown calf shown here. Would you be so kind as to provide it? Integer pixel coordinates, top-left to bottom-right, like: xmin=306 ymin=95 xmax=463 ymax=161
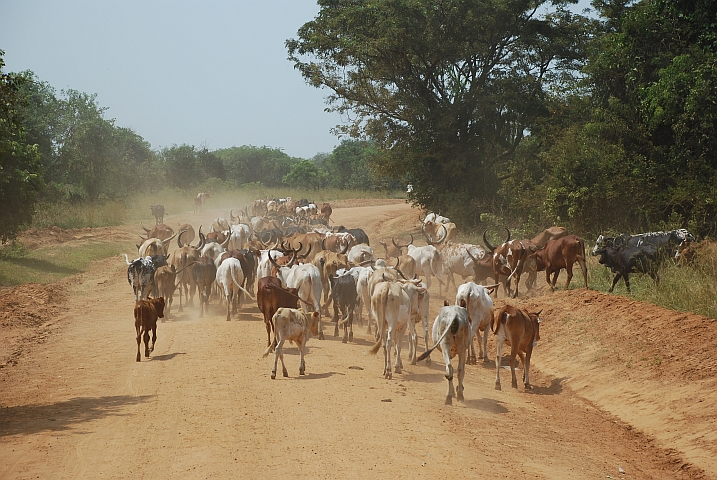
xmin=257 ymin=276 xmax=300 ymax=350
xmin=134 ymin=297 xmax=165 ymax=362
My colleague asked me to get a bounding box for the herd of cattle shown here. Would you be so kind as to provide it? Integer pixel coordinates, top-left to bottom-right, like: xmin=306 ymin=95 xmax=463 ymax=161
xmin=126 ymin=195 xmax=705 ymax=404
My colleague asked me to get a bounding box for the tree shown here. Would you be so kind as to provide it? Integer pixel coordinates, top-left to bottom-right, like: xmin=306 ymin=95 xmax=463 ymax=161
xmin=283 ymin=160 xmax=327 ymax=190
xmin=0 ymin=51 xmax=43 ymax=243
xmin=288 ymin=0 xmax=590 ymax=225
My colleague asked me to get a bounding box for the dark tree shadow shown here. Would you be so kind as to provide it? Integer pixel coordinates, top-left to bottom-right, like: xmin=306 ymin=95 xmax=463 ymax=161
xmin=4 ymin=257 xmax=80 ymax=276
xmin=0 ymin=395 xmax=154 ymax=437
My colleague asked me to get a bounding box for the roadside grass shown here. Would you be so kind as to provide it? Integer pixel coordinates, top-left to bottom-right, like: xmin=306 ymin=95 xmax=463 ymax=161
xmin=0 ymin=241 xmax=126 ymax=287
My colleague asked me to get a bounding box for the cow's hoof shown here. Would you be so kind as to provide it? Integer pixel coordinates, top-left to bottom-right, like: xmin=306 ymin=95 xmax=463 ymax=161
xmin=395 ymin=367 xmax=402 ymax=374
xmin=136 ymin=354 xmax=141 ymax=362
xmin=299 ymin=369 xmax=305 ymax=376
xmin=349 ymin=332 xmax=353 ymax=342
xmin=445 ymin=396 xmax=453 ymax=405
xmin=271 ymin=372 xmax=276 ymax=379
xmin=282 ymin=369 xmax=289 ymax=378
xmin=333 ymin=329 xmax=339 ymax=337
xmin=524 ymin=384 xmax=532 ymax=390
xmin=457 ymin=393 xmax=464 ymax=402
xmin=342 ymin=337 xmax=347 ymax=344
xmin=511 ymin=382 xmax=518 ymax=389
xmin=495 ymin=383 xmax=502 ymax=391
xmin=319 ymin=332 xmax=325 ymax=340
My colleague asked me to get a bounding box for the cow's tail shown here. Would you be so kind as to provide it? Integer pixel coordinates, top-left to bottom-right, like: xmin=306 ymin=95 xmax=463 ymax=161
xmin=417 ymin=316 xmax=455 ymax=362
xmin=368 ymin=288 xmax=387 ymax=355
xmin=491 ymin=309 xmax=509 ymax=334
xmin=229 ymin=265 xmax=255 ymax=299
xmin=431 ymin=252 xmax=445 ymax=286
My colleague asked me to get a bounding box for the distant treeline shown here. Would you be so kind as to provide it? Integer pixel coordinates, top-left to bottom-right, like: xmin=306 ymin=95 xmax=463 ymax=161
xmin=3 ymin=0 xmax=717 ymax=243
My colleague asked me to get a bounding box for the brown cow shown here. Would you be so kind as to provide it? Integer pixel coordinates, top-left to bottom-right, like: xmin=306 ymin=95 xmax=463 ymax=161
xmin=154 ymin=266 xmax=177 ymax=319
xmin=530 ymin=235 xmax=588 ymax=291
xmin=257 ymin=276 xmax=300 ymax=350
xmin=170 ymin=228 xmax=206 ymax=310
xmin=140 ymin=222 xmax=175 ymax=242
xmin=177 ymin=223 xmax=196 ymax=245
xmin=484 ymin=230 xmax=534 ymax=298
xmin=675 ymin=239 xmax=717 ymax=269
xmin=530 ymin=226 xmax=569 ymax=248
xmin=134 ymin=297 xmax=165 ymax=362
xmin=379 ymin=235 xmax=414 ymax=259
xmin=320 ymin=203 xmax=332 ymax=223
xmin=492 ymin=304 xmax=542 ymax=390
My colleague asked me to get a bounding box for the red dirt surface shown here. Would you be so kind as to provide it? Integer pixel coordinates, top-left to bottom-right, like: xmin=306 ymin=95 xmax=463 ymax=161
xmin=0 ymin=200 xmax=714 ymax=479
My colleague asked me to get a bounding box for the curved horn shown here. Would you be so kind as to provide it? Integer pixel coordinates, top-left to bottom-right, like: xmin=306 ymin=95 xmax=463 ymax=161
xmin=140 ymin=222 xmax=151 ymax=233
xmin=268 ymin=249 xmax=282 ymax=270
xmin=419 ymin=211 xmax=426 ymax=223
xmin=435 ymin=224 xmax=448 ymax=244
xmin=394 ymin=257 xmax=409 ymax=281
xmin=321 ymin=238 xmax=327 ymax=250
xmin=139 ymin=235 xmax=147 ymax=242
xmin=177 ymin=229 xmax=185 ymax=248
xmin=230 ymin=209 xmax=238 ymax=222
xmin=195 ymin=226 xmax=205 ymax=250
xmin=421 ymin=223 xmax=432 ymax=243
xmin=220 ymin=233 xmax=231 ymax=248
xmin=483 ymin=230 xmax=495 ymax=253
xmin=124 ymin=254 xmax=132 ymax=266
xmin=505 ymin=228 xmax=511 ymax=243
xmin=162 ymin=232 xmax=177 ymax=247
xmin=466 ymin=248 xmax=478 ymax=263
xmin=298 ymin=243 xmax=312 ymax=260
xmin=287 ymin=244 xmax=300 ymax=268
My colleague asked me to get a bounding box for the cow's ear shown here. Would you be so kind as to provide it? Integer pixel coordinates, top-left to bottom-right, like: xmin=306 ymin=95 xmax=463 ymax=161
xmin=311 ymin=311 xmax=319 ymax=319
xmin=443 ymin=300 xmax=449 ymax=306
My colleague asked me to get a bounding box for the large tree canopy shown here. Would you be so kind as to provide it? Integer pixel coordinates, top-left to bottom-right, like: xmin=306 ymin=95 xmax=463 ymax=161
xmin=288 ymin=0 xmax=591 ymax=224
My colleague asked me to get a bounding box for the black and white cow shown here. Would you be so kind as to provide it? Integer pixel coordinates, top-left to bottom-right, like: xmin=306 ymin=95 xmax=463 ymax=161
xmin=125 ymin=255 xmax=157 ymax=301
xmin=592 ymin=229 xmax=695 ymax=258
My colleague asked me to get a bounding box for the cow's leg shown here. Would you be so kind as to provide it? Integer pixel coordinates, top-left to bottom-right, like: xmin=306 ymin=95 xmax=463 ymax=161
xmin=443 ymin=348 xmax=455 ymax=405
xmin=408 ymin=320 xmax=417 ymax=365
xmin=264 ymin=317 xmax=273 ymax=349
xmin=522 ymin=349 xmax=533 ymax=389
xmin=579 ymin=257 xmax=588 ymax=288
xmin=456 ymin=344 xmax=467 ymax=402
xmin=608 ymin=273 xmax=622 ymax=293
xmin=495 ymin=330 xmax=505 ymax=390
xmin=226 ymin=291 xmax=232 ymax=321
xmin=136 ymin=326 xmax=142 ymax=362
xmin=150 ymin=324 xmax=157 ymax=353
xmin=298 ymin=341 xmax=306 ymax=376
xmin=394 ymin=324 xmax=405 ymax=374
xmin=278 ymin=338 xmax=289 ymax=378
xmin=384 ymin=329 xmax=393 ymax=379
xmin=271 ymin=338 xmax=281 ymax=379
xmin=143 ymin=330 xmax=151 ymax=358
xmin=509 ymin=349 xmax=519 ymax=389
xmin=564 ymin=264 xmax=573 ymax=290
xmin=480 ymin=327 xmax=489 ymax=362
xmin=423 ymin=319 xmax=431 ymax=366
xmin=348 ymin=308 xmax=354 ymax=342
xmin=333 ymin=299 xmax=340 ymax=337
xmin=624 ymin=273 xmax=632 ymax=293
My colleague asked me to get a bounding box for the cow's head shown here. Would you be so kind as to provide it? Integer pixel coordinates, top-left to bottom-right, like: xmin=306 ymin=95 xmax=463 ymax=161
xmin=152 ymin=297 xmax=166 ymax=318
xmin=308 ymin=311 xmax=320 ymax=336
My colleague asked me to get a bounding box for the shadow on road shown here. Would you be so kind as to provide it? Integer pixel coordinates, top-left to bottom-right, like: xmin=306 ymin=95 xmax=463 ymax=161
xmin=150 ymin=352 xmax=187 ymax=361
xmin=0 ymin=395 xmax=155 ymax=437
xmin=463 ymin=397 xmax=509 ymax=414
xmin=526 ymin=377 xmax=566 ymax=396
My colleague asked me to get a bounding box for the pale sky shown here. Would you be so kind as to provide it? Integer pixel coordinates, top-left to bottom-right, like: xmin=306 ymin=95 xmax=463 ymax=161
xmin=1 ymin=1 xmax=595 ymax=160
xmin=1 ymin=1 xmax=343 ymax=159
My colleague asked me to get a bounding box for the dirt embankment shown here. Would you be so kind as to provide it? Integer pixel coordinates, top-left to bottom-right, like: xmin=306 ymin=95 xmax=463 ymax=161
xmin=0 ymin=199 xmax=714 ymax=479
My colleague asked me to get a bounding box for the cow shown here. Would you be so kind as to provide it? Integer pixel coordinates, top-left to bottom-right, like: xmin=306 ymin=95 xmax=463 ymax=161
xmin=422 ymin=221 xmax=457 ymax=243
xmin=455 ymin=282 xmax=496 ymax=365
xmin=330 ymin=273 xmax=359 ymax=343
xmin=194 ymin=192 xmax=211 ymax=213
xmin=492 ymin=304 xmax=542 ymax=391
xmin=154 ymin=265 xmax=177 ymax=318
xmin=192 ymin=256 xmax=217 ymax=318
xmin=348 ymin=243 xmax=374 ymax=266
xmin=284 ymin=232 xmax=323 ymax=262
xmin=170 ymin=228 xmax=206 ymax=310
xmin=420 ymin=212 xmax=451 ymax=224
xmin=134 ymin=297 xmax=165 ymax=362
xmin=257 ymin=276 xmax=301 ymax=350
xmin=149 ymin=204 xmax=165 ymax=224
xmin=368 ymin=281 xmax=425 ymax=379
xmin=530 ymin=235 xmax=588 ymax=291
xmin=262 ymin=308 xmax=320 ymax=379
xmin=530 ymin=226 xmax=569 ymax=248
xmin=250 ymin=199 xmax=268 ymax=217
xmin=311 ymin=250 xmax=350 ymax=314
xmin=406 ymin=280 xmax=430 ymax=366
xmin=591 ymin=229 xmax=695 ymax=258
xmin=439 ymin=241 xmax=488 ymax=290
xmin=594 ymin=244 xmax=660 ymax=293
xmin=390 ymin=254 xmax=417 ymax=281
xmin=215 ymin=258 xmax=254 ymax=321
xmin=483 ymin=229 xmax=535 ymax=298
xmin=320 ymin=203 xmax=332 ymax=223
xmin=417 ymin=303 xmax=471 ymax=405
xmin=140 ymin=222 xmax=176 ymax=242
xmin=270 ymin=259 xmax=324 ymax=340
xmin=322 ymin=232 xmax=354 ymax=254
xmin=334 ymin=226 xmax=370 ymax=246
xmin=137 ymin=237 xmax=174 ymax=258
xmin=225 ymin=223 xmax=250 ymax=251
xmin=406 ymin=243 xmax=444 ymax=295
xmin=125 ymin=255 xmax=156 ymax=301
xmin=178 ymin=223 xmax=196 ymax=245
xmin=379 ymin=234 xmax=413 ymax=259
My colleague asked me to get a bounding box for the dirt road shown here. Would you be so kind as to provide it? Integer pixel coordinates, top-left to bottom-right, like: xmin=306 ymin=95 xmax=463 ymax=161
xmin=1 ymin=201 xmax=714 ymax=479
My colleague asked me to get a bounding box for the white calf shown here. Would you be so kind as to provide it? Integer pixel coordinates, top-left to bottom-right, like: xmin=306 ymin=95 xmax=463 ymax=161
xmin=455 ymin=281 xmax=495 ymax=364
xmin=262 ymin=307 xmax=320 ymax=378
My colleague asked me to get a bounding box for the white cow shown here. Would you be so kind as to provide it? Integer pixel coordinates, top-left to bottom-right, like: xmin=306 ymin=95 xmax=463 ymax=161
xmin=407 ymin=244 xmax=444 ymax=295
xmin=256 ymin=249 xmax=284 ymax=280
xmin=417 ymin=304 xmax=471 ymax=405
xmin=441 ymin=242 xmax=487 ymax=290
xmin=423 ymin=212 xmax=451 ymax=224
xmin=215 ymin=258 xmax=253 ymax=321
xmin=455 ymin=282 xmax=495 ymax=365
xmin=262 ymin=308 xmax=320 ymax=379
xmin=407 ymin=280 xmax=430 ymax=366
xmin=274 ymin=262 xmax=324 ymax=340
xmin=348 ymin=243 xmax=374 ymax=266
xmin=368 ymin=281 xmax=424 ymax=379
xmin=226 ymin=224 xmax=250 ymax=251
